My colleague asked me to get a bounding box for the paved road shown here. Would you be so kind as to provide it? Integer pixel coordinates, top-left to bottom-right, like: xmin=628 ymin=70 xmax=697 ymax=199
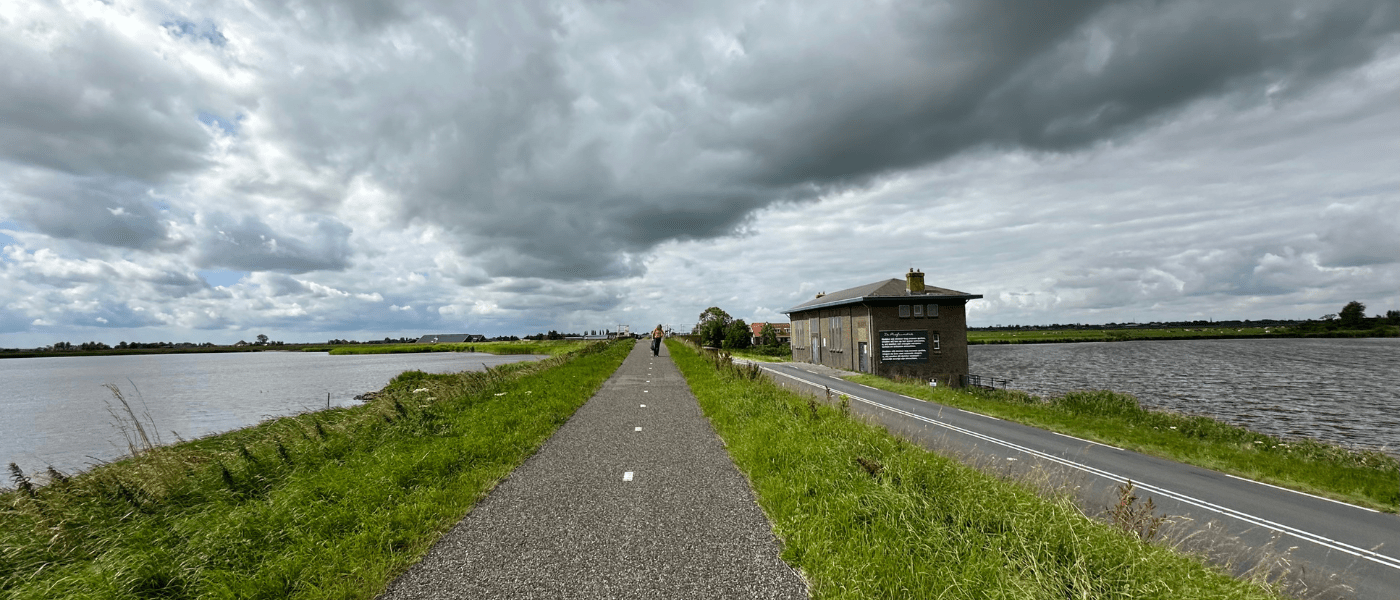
xmin=760 ymin=361 xmax=1399 ymax=600
xmin=378 ymin=340 xmax=807 ymax=599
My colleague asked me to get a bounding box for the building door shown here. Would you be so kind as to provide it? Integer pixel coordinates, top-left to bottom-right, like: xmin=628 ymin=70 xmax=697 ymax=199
xmin=857 ymin=342 xmax=868 ymax=372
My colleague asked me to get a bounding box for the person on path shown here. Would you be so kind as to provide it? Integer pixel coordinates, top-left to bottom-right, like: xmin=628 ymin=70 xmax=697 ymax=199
xmin=651 ymin=324 xmax=664 ymax=356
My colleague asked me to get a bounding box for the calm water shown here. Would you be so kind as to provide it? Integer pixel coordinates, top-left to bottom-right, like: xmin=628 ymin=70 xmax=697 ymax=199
xmin=1 ymin=351 xmax=545 ymax=476
xmin=969 ymin=338 xmax=1400 ymax=456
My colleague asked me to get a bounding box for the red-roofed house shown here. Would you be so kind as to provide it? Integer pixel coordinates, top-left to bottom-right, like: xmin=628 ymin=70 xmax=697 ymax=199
xmin=749 ymin=322 xmax=791 ymax=346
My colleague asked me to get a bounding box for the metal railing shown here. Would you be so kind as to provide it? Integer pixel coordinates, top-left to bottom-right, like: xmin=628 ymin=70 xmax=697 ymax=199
xmin=961 ymin=374 xmax=1012 ymax=390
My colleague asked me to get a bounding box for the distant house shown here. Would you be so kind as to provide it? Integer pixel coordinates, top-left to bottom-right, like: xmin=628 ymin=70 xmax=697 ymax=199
xmin=416 ymin=334 xmax=486 ymax=344
xmin=748 ymin=322 xmax=792 ymax=346
xmin=782 ymin=269 xmax=981 ymax=386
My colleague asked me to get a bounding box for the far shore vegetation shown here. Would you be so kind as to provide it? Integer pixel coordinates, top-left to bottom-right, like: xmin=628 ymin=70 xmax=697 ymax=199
xmin=668 ymin=339 xmax=1292 ymax=599
xmin=971 ymin=301 xmax=1400 ymax=344
xmin=1 ymin=340 xmax=629 ymax=598
xmin=0 ymin=330 xmax=621 ymax=360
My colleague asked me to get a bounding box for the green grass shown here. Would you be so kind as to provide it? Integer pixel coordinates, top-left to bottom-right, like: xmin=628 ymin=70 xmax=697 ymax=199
xmin=668 ymin=339 xmax=1286 ymax=599
xmin=846 ymin=376 xmax=1400 ymax=512
xmin=725 ymin=346 xmax=792 ymax=362
xmin=969 ymin=326 xmax=1398 ymax=344
xmin=325 ymin=340 xmax=590 ymax=356
xmin=1 ymin=340 xmax=630 ymax=599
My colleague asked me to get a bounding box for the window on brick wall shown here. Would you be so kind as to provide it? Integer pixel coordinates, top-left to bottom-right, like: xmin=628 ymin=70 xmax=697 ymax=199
xmin=899 ymin=305 xmax=910 ymax=318
xmin=927 ymin=304 xmax=939 ymax=318
xmin=828 ymin=316 xmax=843 ymax=349
xmin=932 ymin=333 xmax=941 ymax=350
xmin=913 ymin=304 xmax=924 ymax=317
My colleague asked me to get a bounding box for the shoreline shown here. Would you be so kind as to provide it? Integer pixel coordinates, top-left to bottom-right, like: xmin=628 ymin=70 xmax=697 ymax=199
xmin=969 ymin=327 xmax=1398 ymax=344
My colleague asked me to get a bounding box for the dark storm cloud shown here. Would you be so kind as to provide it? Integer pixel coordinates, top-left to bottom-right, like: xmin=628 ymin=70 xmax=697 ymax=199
xmin=4 ymin=173 xmax=179 ymax=250
xmin=251 ymin=0 xmax=1392 ymax=280
xmin=719 ymin=0 xmax=1398 ymax=185
xmin=194 ymin=214 xmax=353 ymax=274
xmin=0 ymin=6 xmax=226 ymax=183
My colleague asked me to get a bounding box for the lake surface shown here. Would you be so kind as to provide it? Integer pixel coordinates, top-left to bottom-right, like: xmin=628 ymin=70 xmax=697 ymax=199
xmin=969 ymin=338 xmax=1400 ymax=456
xmin=1 ymin=351 xmax=546 ymax=477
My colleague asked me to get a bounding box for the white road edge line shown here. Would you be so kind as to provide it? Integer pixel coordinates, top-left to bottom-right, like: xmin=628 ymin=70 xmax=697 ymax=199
xmin=762 ymin=366 xmax=1400 ymax=571
xmin=1049 ymin=430 xmax=1127 ymax=452
xmin=1221 ymin=473 xmax=1380 ymax=513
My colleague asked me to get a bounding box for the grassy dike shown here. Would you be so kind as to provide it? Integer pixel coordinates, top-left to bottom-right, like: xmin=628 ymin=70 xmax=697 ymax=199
xmin=846 ymin=377 xmax=1399 ymax=512
xmin=667 ymin=340 xmax=1285 ymax=600
xmin=319 ymin=340 xmax=591 ymax=356
xmin=1 ymin=340 xmax=630 ymax=599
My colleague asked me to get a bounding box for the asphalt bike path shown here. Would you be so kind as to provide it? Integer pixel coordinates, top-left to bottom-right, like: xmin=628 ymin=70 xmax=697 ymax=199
xmin=760 ymin=361 xmax=1399 ymax=599
xmin=378 ymin=340 xmax=807 ymax=599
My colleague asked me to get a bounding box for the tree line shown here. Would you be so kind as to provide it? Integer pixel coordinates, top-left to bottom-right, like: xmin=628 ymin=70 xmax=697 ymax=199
xmin=690 ymin=306 xmax=789 ymax=355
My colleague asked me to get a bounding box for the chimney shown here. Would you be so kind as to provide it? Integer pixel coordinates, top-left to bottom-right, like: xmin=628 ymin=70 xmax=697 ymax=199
xmin=815 ymin=291 xmax=825 ymax=298
xmin=906 ymin=268 xmax=925 ymax=294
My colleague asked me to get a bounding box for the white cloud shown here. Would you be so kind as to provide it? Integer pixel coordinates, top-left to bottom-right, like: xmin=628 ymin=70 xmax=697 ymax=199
xmin=1 ymin=0 xmax=1397 ymax=347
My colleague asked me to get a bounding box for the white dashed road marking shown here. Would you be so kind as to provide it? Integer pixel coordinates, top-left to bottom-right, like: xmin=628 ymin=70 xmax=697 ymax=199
xmin=635 ymin=427 xmax=642 ymax=431
xmin=623 ymin=471 xmax=634 ymax=481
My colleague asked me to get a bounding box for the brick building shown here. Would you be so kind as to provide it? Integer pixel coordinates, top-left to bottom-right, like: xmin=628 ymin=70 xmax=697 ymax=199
xmin=748 ymin=322 xmax=792 ymax=345
xmin=781 ymin=269 xmax=982 ymax=386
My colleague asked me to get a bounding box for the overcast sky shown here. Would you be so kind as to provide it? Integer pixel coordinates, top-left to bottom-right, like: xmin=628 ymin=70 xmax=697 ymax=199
xmin=2 ymin=0 xmax=1397 ymax=346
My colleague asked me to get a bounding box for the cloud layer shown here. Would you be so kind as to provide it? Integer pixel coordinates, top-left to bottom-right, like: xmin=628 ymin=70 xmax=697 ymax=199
xmin=1 ymin=0 xmax=1397 ymax=345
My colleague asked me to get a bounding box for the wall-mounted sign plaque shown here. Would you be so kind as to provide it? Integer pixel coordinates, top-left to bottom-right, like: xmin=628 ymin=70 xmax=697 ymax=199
xmin=879 ymin=330 xmax=928 ymax=363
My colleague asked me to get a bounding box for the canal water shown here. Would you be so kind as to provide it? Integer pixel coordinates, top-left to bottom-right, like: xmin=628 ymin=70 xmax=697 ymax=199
xmin=969 ymin=337 xmax=1400 ymax=456
xmin=1 ymin=351 xmax=546 ymax=477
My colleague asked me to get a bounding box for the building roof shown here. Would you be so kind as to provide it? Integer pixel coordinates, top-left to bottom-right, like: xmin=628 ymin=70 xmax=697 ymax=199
xmin=781 ymin=279 xmax=982 ymax=314
xmin=749 ymin=321 xmax=792 ymax=335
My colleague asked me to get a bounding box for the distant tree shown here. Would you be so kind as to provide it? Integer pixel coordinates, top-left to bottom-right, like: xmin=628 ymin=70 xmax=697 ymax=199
xmin=1388 ymin=310 xmax=1400 ymax=325
xmin=723 ymin=319 xmax=751 ymax=349
xmin=1339 ymin=301 xmax=1366 ymax=329
xmin=256 ymin=334 xmax=269 ymax=345
xmin=759 ymin=323 xmax=780 ymax=347
xmin=695 ymin=306 xmax=733 ymax=347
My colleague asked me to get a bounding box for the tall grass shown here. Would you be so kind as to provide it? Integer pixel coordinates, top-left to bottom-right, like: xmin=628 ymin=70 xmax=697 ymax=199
xmin=0 ymin=340 xmax=629 ymax=599
xmin=848 ymin=377 xmax=1400 ymax=512
xmin=668 ymin=339 xmax=1286 ymax=599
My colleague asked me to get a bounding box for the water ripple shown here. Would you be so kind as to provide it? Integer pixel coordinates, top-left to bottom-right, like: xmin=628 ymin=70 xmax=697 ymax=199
xmin=970 ymin=338 xmax=1400 ymax=456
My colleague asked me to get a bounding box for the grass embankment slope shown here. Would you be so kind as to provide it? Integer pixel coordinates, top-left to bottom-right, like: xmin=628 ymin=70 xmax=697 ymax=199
xmin=969 ymin=326 xmax=1398 ymax=344
xmin=846 ymin=377 xmax=1399 ymax=512
xmin=669 ymin=339 xmax=1285 ymax=600
xmin=1 ymin=340 xmax=630 ymax=599
xmin=318 ymin=340 xmax=589 ymax=356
